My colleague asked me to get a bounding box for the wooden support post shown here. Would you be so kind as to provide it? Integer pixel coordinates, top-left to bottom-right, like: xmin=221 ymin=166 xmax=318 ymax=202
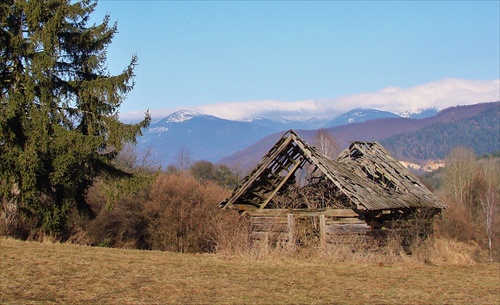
xmin=319 ymin=214 xmax=326 ymax=249
xmin=287 ymin=213 xmax=295 ymax=251
xmin=260 ymin=231 xmax=269 ymax=254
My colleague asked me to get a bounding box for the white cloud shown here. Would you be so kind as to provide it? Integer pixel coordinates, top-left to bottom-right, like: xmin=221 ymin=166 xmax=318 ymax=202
xmin=335 ymin=78 xmax=500 ymax=113
xmin=120 ymin=78 xmax=500 ymax=122
xmin=193 ymin=99 xmax=327 ymax=121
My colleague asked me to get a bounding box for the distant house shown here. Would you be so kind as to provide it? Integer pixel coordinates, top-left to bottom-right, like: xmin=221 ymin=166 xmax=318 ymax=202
xmin=220 ymin=130 xmax=446 ymax=247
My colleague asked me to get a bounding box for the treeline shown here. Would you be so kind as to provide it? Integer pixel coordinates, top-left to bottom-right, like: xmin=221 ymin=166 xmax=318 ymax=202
xmin=420 ymin=147 xmax=499 ymax=261
xmin=0 ymin=145 xmax=246 ymax=253
xmin=1 ymin=145 xmax=498 ymax=261
xmin=380 ymin=103 xmax=500 ymax=162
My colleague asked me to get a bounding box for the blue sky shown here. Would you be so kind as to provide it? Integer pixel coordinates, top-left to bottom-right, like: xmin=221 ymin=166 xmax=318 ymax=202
xmin=92 ymin=1 xmax=500 ymax=121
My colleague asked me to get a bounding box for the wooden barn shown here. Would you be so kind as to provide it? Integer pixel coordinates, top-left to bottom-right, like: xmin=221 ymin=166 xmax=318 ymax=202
xmin=220 ymin=130 xmax=446 ymax=248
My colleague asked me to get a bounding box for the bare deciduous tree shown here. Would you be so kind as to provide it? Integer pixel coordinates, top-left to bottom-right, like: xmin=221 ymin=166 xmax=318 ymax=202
xmin=314 ymin=129 xmax=339 ymax=159
xmin=476 ymin=159 xmax=499 ymax=262
xmin=444 ymin=147 xmax=477 ymax=215
xmin=115 ymin=144 xmax=160 ymax=174
xmin=175 ymin=147 xmax=193 ymax=172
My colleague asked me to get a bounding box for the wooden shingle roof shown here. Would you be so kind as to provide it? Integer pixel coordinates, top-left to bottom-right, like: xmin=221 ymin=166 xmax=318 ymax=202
xmin=220 ymin=130 xmax=446 ymax=211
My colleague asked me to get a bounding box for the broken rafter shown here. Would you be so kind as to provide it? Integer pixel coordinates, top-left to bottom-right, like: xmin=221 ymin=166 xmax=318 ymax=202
xmin=221 ymin=132 xmax=294 ymax=209
xmin=220 ymin=130 xmax=446 ymax=212
xmin=259 ymin=157 xmax=305 ymax=210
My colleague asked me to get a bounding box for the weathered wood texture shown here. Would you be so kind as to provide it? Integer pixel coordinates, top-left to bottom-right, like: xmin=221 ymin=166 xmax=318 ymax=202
xmin=247 ymin=208 xmax=435 ymax=248
xmin=220 ymin=130 xmax=444 ymax=247
xmin=220 ymin=133 xmax=307 ymax=210
xmin=247 ymin=209 xmax=373 ymax=246
xmin=220 ymin=130 xmax=446 ymax=211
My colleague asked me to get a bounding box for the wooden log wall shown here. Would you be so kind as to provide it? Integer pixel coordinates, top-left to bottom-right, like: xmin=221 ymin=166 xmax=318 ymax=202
xmin=246 ymin=209 xmax=371 ymax=248
xmin=246 ymin=208 xmax=436 ymax=249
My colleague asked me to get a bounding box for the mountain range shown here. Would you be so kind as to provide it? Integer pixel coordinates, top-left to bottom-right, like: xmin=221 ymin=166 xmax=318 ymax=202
xmin=136 ymin=102 xmax=499 ymax=171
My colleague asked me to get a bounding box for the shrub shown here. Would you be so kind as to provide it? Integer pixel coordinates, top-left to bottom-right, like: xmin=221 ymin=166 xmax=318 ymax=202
xmin=86 ymin=198 xmax=149 ymax=249
xmin=143 ymin=173 xmax=230 ymax=253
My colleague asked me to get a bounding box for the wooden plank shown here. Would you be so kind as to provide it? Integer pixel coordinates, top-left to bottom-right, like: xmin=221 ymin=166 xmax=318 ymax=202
xmin=250 ymin=217 xmax=289 ymax=225
xmin=232 ymin=204 xmax=258 ymax=211
xmin=326 ymin=223 xmax=370 ymax=234
xmin=290 ymin=210 xmax=326 ymax=217
xmin=246 ymin=208 xmax=359 ymax=218
xmin=246 ymin=209 xmax=288 ymax=217
xmin=251 ymin=224 xmax=288 ymax=232
xmin=325 ymin=217 xmax=365 ymax=224
xmin=323 ymin=209 xmax=359 ymax=218
xmin=271 ymin=209 xmax=358 ymax=218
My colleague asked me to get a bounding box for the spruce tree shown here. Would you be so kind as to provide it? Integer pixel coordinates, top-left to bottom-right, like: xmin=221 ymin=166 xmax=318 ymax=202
xmin=0 ymin=0 xmax=150 ymax=234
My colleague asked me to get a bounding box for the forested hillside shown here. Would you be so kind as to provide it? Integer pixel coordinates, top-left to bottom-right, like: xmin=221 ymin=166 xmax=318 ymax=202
xmin=219 ymin=102 xmax=499 ymax=170
xmin=380 ymin=103 xmax=500 ymax=162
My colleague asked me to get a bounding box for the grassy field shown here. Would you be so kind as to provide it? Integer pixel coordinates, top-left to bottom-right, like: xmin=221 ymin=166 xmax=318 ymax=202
xmin=1 ymin=238 xmax=499 ymax=305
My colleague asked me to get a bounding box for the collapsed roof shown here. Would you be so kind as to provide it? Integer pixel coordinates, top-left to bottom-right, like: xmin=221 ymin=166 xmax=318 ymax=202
xmin=220 ymin=130 xmax=445 ymax=211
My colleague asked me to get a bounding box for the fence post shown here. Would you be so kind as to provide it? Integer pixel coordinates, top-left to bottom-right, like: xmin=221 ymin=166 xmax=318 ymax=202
xmin=319 ymin=214 xmax=326 ymax=249
xmin=287 ymin=213 xmax=295 ymax=251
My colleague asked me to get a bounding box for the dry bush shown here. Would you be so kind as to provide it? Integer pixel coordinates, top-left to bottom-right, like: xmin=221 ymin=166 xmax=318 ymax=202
xmin=143 ymin=173 xmax=230 ymax=253
xmin=86 ymin=198 xmax=149 ymax=249
xmin=221 ymin=217 xmax=481 ymax=265
xmin=236 ymin=234 xmax=398 ymax=264
xmin=80 ymin=171 xmax=245 ymax=253
xmin=311 ymin=235 xmax=376 ymax=263
xmin=213 ymin=211 xmax=251 ymax=256
xmin=435 ymin=203 xmax=499 ymax=262
xmin=80 ymin=175 xmax=153 ymax=248
xmin=323 ymin=219 xmax=479 ymax=265
xmin=307 ymin=231 xmax=412 ymax=265
xmin=409 ymin=237 xmax=477 ymax=265
xmin=290 ymin=234 xmax=478 ymax=266
xmin=255 ymin=220 xmax=295 ymax=257
xmin=435 ymin=198 xmax=480 ymax=242
xmin=81 ymin=170 xmax=156 ymax=248
xmin=316 ymin=229 xmax=476 ymax=265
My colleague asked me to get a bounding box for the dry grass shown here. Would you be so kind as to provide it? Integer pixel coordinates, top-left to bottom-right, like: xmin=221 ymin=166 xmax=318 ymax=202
xmin=1 ymin=238 xmax=499 ymax=305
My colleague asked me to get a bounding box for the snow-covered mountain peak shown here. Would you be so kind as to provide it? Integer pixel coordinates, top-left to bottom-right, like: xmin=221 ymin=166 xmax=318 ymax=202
xmin=346 ymin=109 xmax=371 ymax=122
xmin=165 ymin=110 xmax=203 ymax=123
xmin=323 ymin=108 xmax=401 ymax=128
xmin=237 ymin=116 xmax=263 ymax=123
xmin=394 ymin=107 xmax=440 ymax=119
